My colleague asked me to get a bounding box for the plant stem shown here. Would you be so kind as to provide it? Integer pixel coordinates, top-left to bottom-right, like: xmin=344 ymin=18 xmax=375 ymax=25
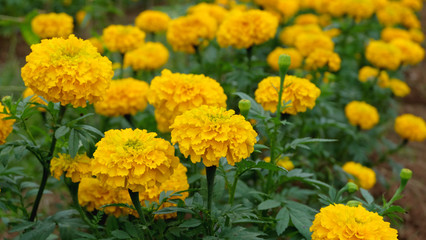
xmin=246 ymin=47 xmax=253 ymax=70
xmin=29 ymin=166 xmax=49 ymax=221
xmin=206 ymin=166 xmax=217 ymax=235
xmin=229 ymin=173 xmax=239 ymax=205
xmin=128 ymin=189 xmax=151 ymax=240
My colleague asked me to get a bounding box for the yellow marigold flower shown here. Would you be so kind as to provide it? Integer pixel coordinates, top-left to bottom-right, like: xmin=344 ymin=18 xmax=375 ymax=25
xmin=50 ymin=153 xmax=92 ymax=183
xmin=102 ymin=25 xmax=145 ymax=53
xmin=365 ymin=40 xmax=401 ymax=70
xmin=409 ymin=28 xmax=425 ymax=43
xmin=401 ymin=10 xmax=420 ymax=29
xmin=376 ymin=2 xmax=406 ymax=27
xmin=87 ymin=37 xmax=104 ymax=54
xmin=217 ymin=10 xmax=278 ymax=49
xmin=148 ymin=69 xmax=227 ymax=132
xmin=275 ymin=0 xmax=300 ymax=22
xmin=324 ymin=28 xmax=341 ymax=38
xmin=342 ymin=161 xmax=376 ymax=189
xmin=294 ymin=14 xmax=319 ymax=25
xmin=394 ymin=114 xmax=426 ymax=142
xmin=279 ymin=24 xmax=323 ymax=46
xmin=124 ymin=42 xmax=169 ymax=71
xmin=401 ymin=0 xmax=423 ymax=12
xmin=326 ymin=1 xmax=348 ymax=18
xmin=389 ymin=78 xmax=410 ymax=97
xmin=76 ymin=10 xmax=86 ymax=25
xmin=381 ymin=27 xmax=411 ymax=42
xmin=305 ymin=49 xmax=341 ymax=72
xmin=255 ymin=76 xmax=321 ymax=115
xmin=390 ymin=38 xmax=425 ymax=65
xmin=171 ymin=105 xmax=257 ymax=167
xmin=135 ymin=10 xmax=170 ymax=33
xmin=267 ymin=47 xmax=302 ymax=71
xmin=167 ymin=14 xmax=217 ymax=54
xmin=94 ymin=78 xmax=149 ymax=117
xmin=92 ymin=128 xmax=179 ymax=192
xmin=310 ymin=204 xmax=398 ymax=239
xmin=22 ymin=87 xmax=46 ymax=110
xmin=277 ymin=156 xmax=294 ymax=171
xmin=346 ymin=0 xmax=375 ymax=21
xmin=21 ymin=35 xmax=113 ymax=108
xmin=358 ymin=67 xmax=389 ymax=87
xmin=345 ymin=101 xmax=379 ymax=130
xmin=0 ymin=102 xmax=15 ymax=145
xmin=31 ymin=12 xmax=73 ymax=39
xmin=299 ymin=0 xmax=317 ymax=10
xmin=188 ymin=3 xmax=229 ymax=23
xmin=372 ymin=0 xmax=388 ymax=10
xmin=295 ymin=33 xmax=334 ymax=57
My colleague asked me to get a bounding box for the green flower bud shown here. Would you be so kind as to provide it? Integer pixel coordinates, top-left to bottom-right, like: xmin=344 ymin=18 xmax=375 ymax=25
xmin=278 ymin=54 xmax=291 ymax=77
xmin=400 ymin=168 xmax=412 ymax=181
xmin=346 ymin=200 xmax=362 ymax=207
xmin=346 ymin=182 xmax=358 ymax=193
xmin=238 ymin=99 xmax=251 ymax=118
xmin=1 ymin=96 xmax=11 ymax=106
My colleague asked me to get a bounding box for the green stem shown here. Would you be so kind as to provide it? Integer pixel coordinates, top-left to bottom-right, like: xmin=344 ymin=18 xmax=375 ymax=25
xmin=246 ymin=47 xmax=253 ymax=70
xmin=120 ymin=53 xmax=125 ymax=79
xmin=194 ymin=45 xmax=202 ymax=69
xmin=128 ymin=189 xmax=151 ymax=240
xmin=206 ymin=166 xmax=217 ymax=235
xmin=229 ymin=173 xmax=239 ymax=205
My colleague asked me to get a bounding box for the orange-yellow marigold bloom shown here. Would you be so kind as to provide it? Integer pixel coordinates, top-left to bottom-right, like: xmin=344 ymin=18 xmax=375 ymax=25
xmin=365 ymin=40 xmax=401 ymax=70
xmin=342 ymin=161 xmax=376 ymax=189
xmin=171 ymin=105 xmax=257 ymax=167
xmin=124 ymin=42 xmax=169 ymax=71
xmin=0 ymin=102 xmax=14 ymax=145
xmin=294 ymin=14 xmax=319 ymax=25
xmin=87 ymin=37 xmax=104 ymax=54
xmin=345 ymin=101 xmax=379 ymax=130
xmin=21 ymin=35 xmax=113 ymax=108
xmin=267 ymin=47 xmax=302 ymax=71
xmin=358 ymin=67 xmax=389 ymax=88
xmin=135 ymin=10 xmax=170 ymax=33
xmin=401 ymin=0 xmax=423 ymax=12
xmin=305 ymin=49 xmax=341 ymax=72
xmin=346 ymin=0 xmax=375 ymax=21
xmin=50 ymin=153 xmax=92 ymax=183
xmin=310 ymin=204 xmax=398 ymax=239
xmin=390 ymin=38 xmax=425 ymax=65
xmin=188 ymin=3 xmax=229 ymax=23
xmin=381 ymin=27 xmax=412 ymax=42
xmin=94 ymin=78 xmax=149 ymax=117
xmin=31 ymin=12 xmax=73 ymax=39
xmin=409 ymin=28 xmax=424 ymax=43
xmin=389 ymin=78 xmax=410 ymax=97
xmin=102 ymin=25 xmax=145 ymax=53
xmin=255 ymin=76 xmax=321 ymax=115
xmin=217 ymin=10 xmax=278 ymax=49
xmin=294 ymin=33 xmax=334 ymax=57
xmin=279 ymin=24 xmax=323 ymax=46
xmin=148 ymin=69 xmax=227 ymax=132
xmin=394 ymin=114 xmax=426 ymax=142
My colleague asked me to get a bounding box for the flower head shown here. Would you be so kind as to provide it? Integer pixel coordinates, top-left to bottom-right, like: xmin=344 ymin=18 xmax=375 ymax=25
xmin=277 ymin=156 xmax=294 ymax=171
xmin=310 ymin=204 xmax=398 ymax=240
xmin=345 ymin=101 xmax=380 ymax=130
xmin=390 ymin=38 xmax=425 ymax=65
xmin=366 ymin=40 xmax=402 ymax=70
xmin=50 ymin=153 xmax=92 ymax=183
xmin=255 ymin=76 xmax=321 ymax=115
xmin=87 ymin=37 xmax=104 ymax=54
xmin=217 ymin=10 xmax=278 ymax=49
xmin=346 ymin=0 xmax=375 ymax=21
xmin=305 ymin=49 xmax=341 ymax=72
xmin=381 ymin=27 xmax=412 ymax=42
xmin=342 ymin=161 xmax=376 ymax=189
xmin=0 ymin=102 xmax=14 ymax=145
xmin=295 ymin=33 xmax=334 ymax=57
xmin=124 ymin=42 xmax=169 ymax=71
xmin=171 ymin=105 xmax=257 ymax=167
xmin=188 ymin=3 xmax=229 ymax=23
xmin=148 ymin=69 xmax=227 ymax=132
xmin=358 ymin=67 xmax=389 ymax=88
xmin=279 ymin=24 xmax=323 ymax=46
xmin=389 ymin=78 xmax=410 ymax=97
xmin=267 ymin=47 xmax=302 ymax=71
xmin=135 ymin=10 xmax=170 ymax=33
xmin=102 ymin=25 xmax=145 ymax=53
xmin=21 ymin=35 xmax=113 ymax=108
xmin=394 ymin=114 xmax=426 ymax=142
xmin=295 ymin=14 xmax=319 ymax=25
xmin=31 ymin=13 xmax=73 ymax=39
xmin=94 ymin=78 xmax=149 ymax=117
xmin=91 ymin=129 xmax=179 ymax=192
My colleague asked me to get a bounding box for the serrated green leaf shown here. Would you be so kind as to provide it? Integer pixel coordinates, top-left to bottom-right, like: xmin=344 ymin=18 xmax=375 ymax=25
xmin=258 ymin=199 xmax=281 ymax=210
xmin=276 ymin=208 xmax=290 ymax=235
xmin=360 ymin=188 xmax=374 ymax=204
xmin=69 ymin=129 xmax=79 ymax=158
xmin=179 ymin=218 xmax=201 ymax=228
xmin=111 ymin=230 xmax=131 ymax=239
xmin=55 ymin=126 xmax=70 ymax=139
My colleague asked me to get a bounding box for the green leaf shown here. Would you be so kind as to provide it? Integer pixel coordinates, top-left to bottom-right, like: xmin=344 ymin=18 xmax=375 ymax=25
xmin=77 ymin=124 xmax=104 ymax=137
xmin=154 ymin=207 xmax=195 ymax=215
xmin=9 ymin=221 xmax=36 ymax=232
xmin=179 ymin=218 xmax=201 ymax=228
xmin=55 ymin=126 xmax=70 ymax=139
xmin=21 ymin=221 xmax=55 ymax=240
xmin=68 ymin=129 xmax=79 ymax=158
xmin=360 ymin=188 xmax=374 ymax=204
xmin=258 ymin=199 xmax=281 ymax=210
xmin=111 ymin=230 xmax=131 ymax=239
xmin=276 ymin=208 xmax=290 ymax=235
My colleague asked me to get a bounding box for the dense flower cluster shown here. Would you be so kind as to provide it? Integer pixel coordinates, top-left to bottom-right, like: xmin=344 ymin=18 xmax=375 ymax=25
xmin=171 ymin=105 xmax=257 ymax=167
xmin=342 ymin=161 xmax=376 ymax=189
xmin=187 ymin=3 xmax=229 ymax=23
xmin=0 ymin=102 xmax=14 ymax=145
xmin=50 ymin=153 xmax=92 ymax=183
xmin=358 ymin=66 xmax=390 ymax=88
xmin=148 ymin=69 xmax=227 ymax=132
xmin=279 ymin=24 xmax=323 ymax=46
xmin=91 ymin=129 xmax=179 ymax=192
xmin=305 ymin=49 xmax=341 ymax=72
xmin=135 ymin=10 xmax=170 ymax=33
xmin=394 ymin=114 xmax=426 ymax=142
xmin=124 ymin=42 xmax=169 ymax=71
xmin=310 ymin=204 xmax=398 ymax=240
xmin=94 ymin=78 xmax=149 ymax=117
xmin=294 ymin=33 xmax=334 ymax=57
xmin=217 ymin=10 xmax=278 ymax=49
xmin=345 ymin=101 xmax=379 ymax=130
xmin=255 ymin=76 xmax=321 ymax=115
xmin=389 ymin=79 xmax=411 ymax=97
xmin=267 ymin=47 xmax=302 ymax=71
xmin=366 ymin=40 xmax=401 ymax=70
xmin=102 ymin=25 xmax=145 ymax=53
xmin=31 ymin=13 xmax=73 ymax=39
xmin=390 ymin=38 xmax=424 ymax=65
xmin=167 ymin=14 xmax=217 ymax=53
xmin=21 ymin=35 xmax=113 ymax=108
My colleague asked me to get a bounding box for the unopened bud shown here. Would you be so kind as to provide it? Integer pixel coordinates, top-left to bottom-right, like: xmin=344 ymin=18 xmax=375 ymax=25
xmin=278 ymin=54 xmax=291 ymax=77
xmin=400 ymin=168 xmax=412 ymax=181
xmin=346 ymin=200 xmax=362 ymax=207
xmin=346 ymin=182 xmax=358 ymax=193
xmin=238 ymin=99 xmax=251 ymax=118
xmin=2 ymin=96 xmax=11 ymax=105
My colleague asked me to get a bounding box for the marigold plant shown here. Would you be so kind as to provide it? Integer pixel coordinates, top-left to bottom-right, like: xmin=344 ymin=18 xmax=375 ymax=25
xmin=342 ymin=161 xmax=376 ymax=189
xmin=366 ymin=40 xmax=402 ymax=70
xmin=124 ymin=42 xmax=169 ymax=71
xmin=22 ymin=87 xmax=46 ymax=110
xmin=31 ymin=12 xmax=73 ymax=39
xmin=389 ymin=79 xmax=411 ymax=97
xmin=394 ymin=114 xmax=426 ymax=142
xmin=50 ymin=153 xmax=92 ymax=183
xmin=345 ymin=101 xmax=380 ymax=130
xmin=135 ymin=10 xmax=170 ymax=33
xmin=0 ymin=102 xmax=14 ymax=145
xmin=102 ymin=25 xmax=145 ymax=53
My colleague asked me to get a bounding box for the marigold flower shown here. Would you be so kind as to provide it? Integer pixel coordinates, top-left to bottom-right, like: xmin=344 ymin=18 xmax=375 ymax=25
xmin=167 ymin=14 xmax=217 ymax=54
xmin=21 ymin=35 xmax=113 ymax=108
xmin=389 ymin=78 xmax=410 ymax=97
xmin=255 ymin=76 xmax=321 ymax=115
xmin=0 ymin=103 xmax=14 ymax=145
xmin=279 ymin=24 xmax=323 ymax=46
xmin=87 ymin=37 xmax=104 ymax=54
xmin=294 ymin=14 xmax=319 ymax=25
xmin=277 ymin=157 xmax=294 ymax=171
xmin=102 ymin=25 xmax=145 ymax=53
xmin=91 ymin=128 xmax=179 ymax=192
xmin=135 ymin=10 xmax=170 ymax=33
xmin=305 ymin=49 xmax=341 ymax=72
xmin=274 ymin=0 xmax=300 ymax=22
xmin=171 ymin=106 xmax=257 ymax=167
xmin=394 ymin=114 xmax=426 ymax=142
xmin=22 ymin=87 xmax=46 ymax=110
xmin=94 ymin=78 xmax=149 ymax=117
xmin=409 ymin=28 xmax=424 ymax=43
xmin=310 ymin=204 xmax=398 ymax=239
xmin=358 ymin=67 xmax=389 ymax=87
xmin=188 ymin=3 xmax=229 ymax=23
xmin=31 ymin=13 xmax=73 ymax=39
xmin=342 ymin=161 xmax=376 ymax=189
xmin=50 ymin=153 xmax=92 ymax=183
xmin=267 ymin=47 xmax=302 ymax=71
xmin=148 ymin=69 xmax=227 ymax=132
xmin=217 ymin=10 xmax=278 ymax=49
xmin=76 ymin=10 xmax=86 ymax=25
xmin=323 ymin=28 xmax=341 ymax=38
xmin=345 ymin=0 xmax=375 ymax=21
xmin=124 ymin=42 xmax=169 ymax=71
xmin=294 ymin=33 xmax=334 ymax=57
xmin=390 ymin=38 xmax=425 ymax=65
xmin=365 ymin=40 xmax=401 ymax=70
xmin=345 ymin=101 xmax=379 ymax=130
xmin=401 ymin=0 xmax=423 ymax=12
xmin=326 ymin=1 xmax=347 ymax=18
xmin=381 ymin=27 xmax=412 ymax=42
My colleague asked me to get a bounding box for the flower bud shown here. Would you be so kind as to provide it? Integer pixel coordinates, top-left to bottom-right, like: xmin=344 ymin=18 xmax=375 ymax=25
xmin=238 ymin=99 xmax=251 ymax=118
xmin=400 ymin=168 xmax=412 ymax=181
xmin=278 ymin=54 xmax=291 ymax=77
xmin=346 ymin=200 xmax=362 ymax=207
xmin=346 ymin=182 xmax=359 ymax=193
xmin=1 ymin=96 xmax=11 ymax=106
